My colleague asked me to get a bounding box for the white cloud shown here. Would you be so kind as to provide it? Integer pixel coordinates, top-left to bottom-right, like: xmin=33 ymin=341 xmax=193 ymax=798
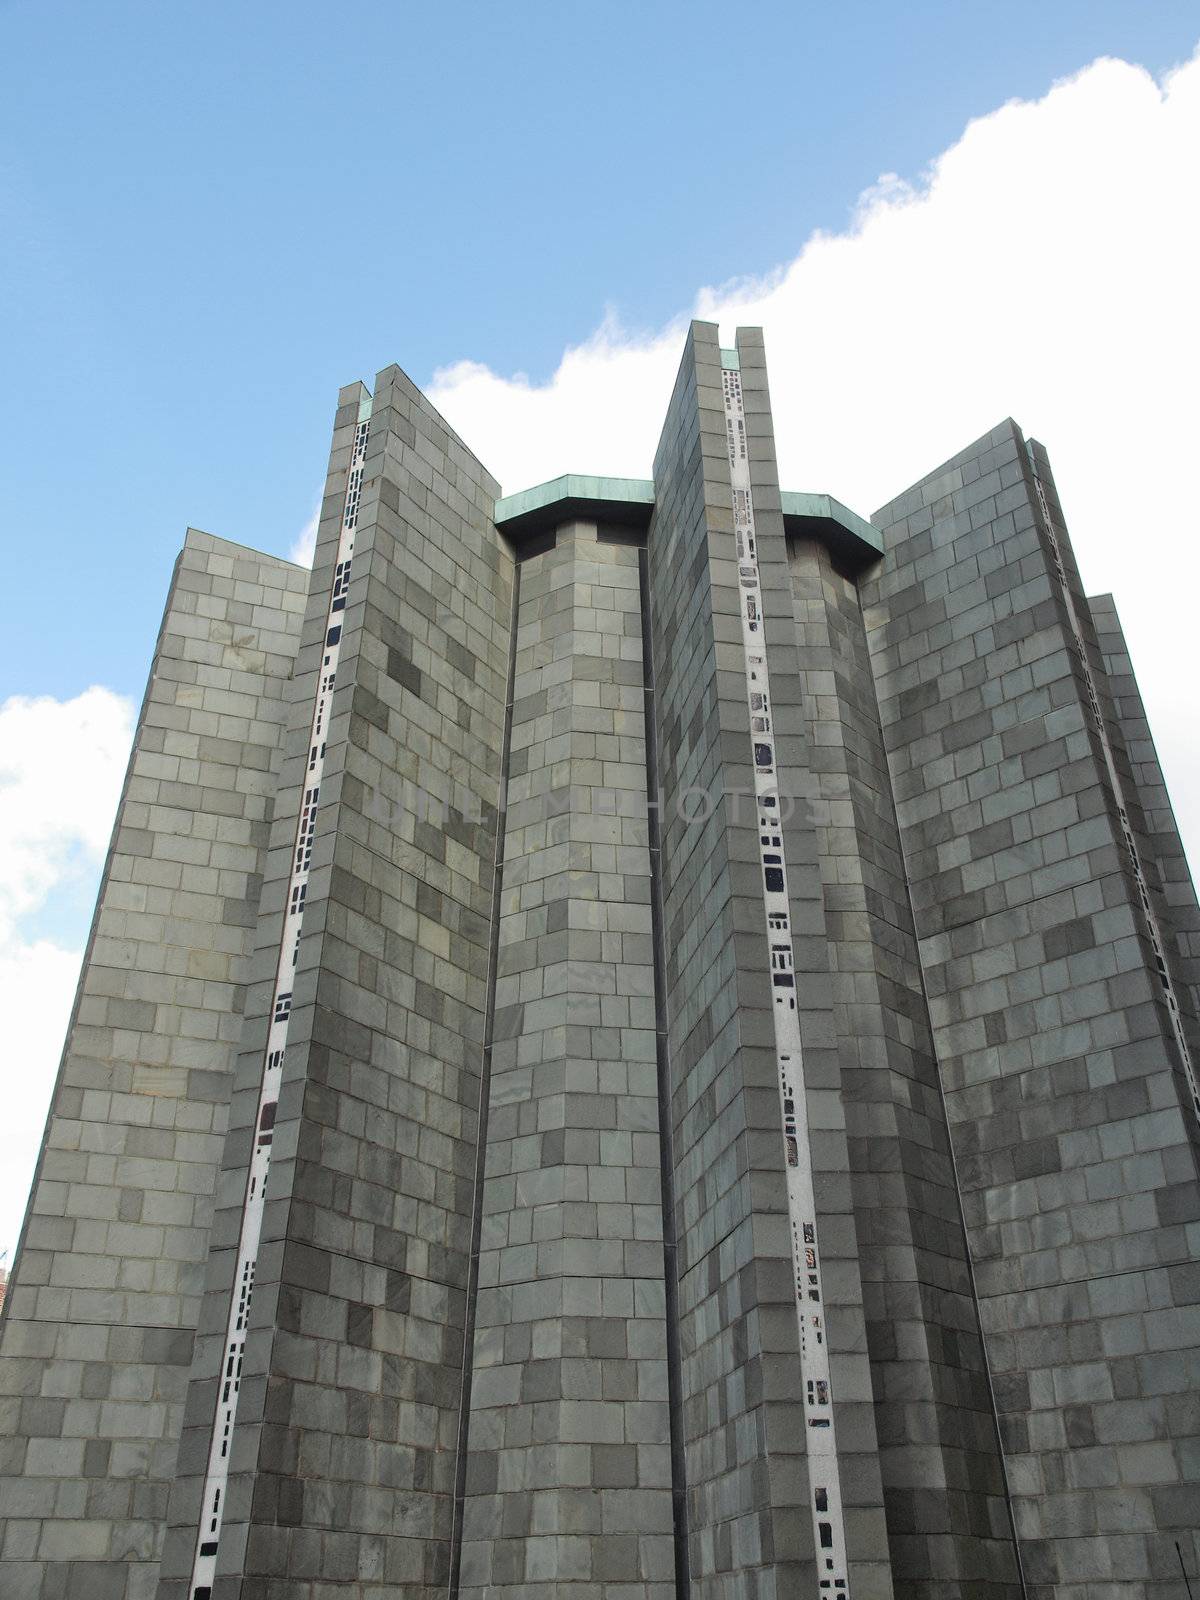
xmin=0 ymin=687 xmax=134 ymax=937
xmin=429 ymin=48 xmax=1200 ymax=868
xmin=0 ymin=939 xmax=85 ymax=1267
xmin=288 ymin=502 xmax=320 ymax=566
xmin=0 ymin=687 xmax=134 ymax=1259
xmin=5 ymin=48 xmax=1198 ymax=1264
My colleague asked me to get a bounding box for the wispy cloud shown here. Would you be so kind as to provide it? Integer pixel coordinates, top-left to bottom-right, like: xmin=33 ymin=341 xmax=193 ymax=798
xmin=288 ymin=500 xmax=321 ymax=566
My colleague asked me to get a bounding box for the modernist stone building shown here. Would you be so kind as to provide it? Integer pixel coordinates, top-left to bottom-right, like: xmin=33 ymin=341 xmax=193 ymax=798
xmin=2 ymin=324 xmax=1199 ymax=1600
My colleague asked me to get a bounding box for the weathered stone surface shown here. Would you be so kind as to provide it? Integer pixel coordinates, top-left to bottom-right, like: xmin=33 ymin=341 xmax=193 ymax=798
xmin=866 ymin=421 xmax=1200 ymax=1600
xmin=459 ymin=523 xmax=675 ymax=1599
xmin=0 ymin=531 xmax=305 ymax=1600
xmin=3 ymin=331 xmax=1197 ymax=1600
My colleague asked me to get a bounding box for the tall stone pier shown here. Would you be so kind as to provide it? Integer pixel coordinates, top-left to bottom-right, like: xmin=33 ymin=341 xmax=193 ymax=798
xmin=2 ymin=325 xmax=1197 ymax=1600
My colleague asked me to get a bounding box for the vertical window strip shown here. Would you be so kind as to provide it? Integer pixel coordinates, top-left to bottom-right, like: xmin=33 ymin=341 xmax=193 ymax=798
xmin=721 ymin=366 xmax=851 ymax=1596
xmin=187 ymin=414 xmax=370 ymax=1600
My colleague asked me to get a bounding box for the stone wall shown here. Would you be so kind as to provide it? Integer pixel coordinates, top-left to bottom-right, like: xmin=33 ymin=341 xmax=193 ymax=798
xmin=788 ymin=532 xmax=1020 ymax=1597
xmin=5 ymin=329 xmax=1198 ymax=1600
xmin=458 ymin=523 xmax=676 ymax=1598
xmin=647 ymin=323 xmax=892 ymax=1599
xmin=0 ymin=531 xmax=305 ymax=1600
xmin=157 ymin=368 xmax=513 ymax=1599
xmin=866 ymin=421 xmax=1200 ymax=1597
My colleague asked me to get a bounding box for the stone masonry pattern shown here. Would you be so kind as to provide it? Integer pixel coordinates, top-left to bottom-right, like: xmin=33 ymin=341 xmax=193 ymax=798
xmin=0 ymin=532 xmax=306 ymax=1599
xmin=1 ymin=326 xmax=1197 ymax=1600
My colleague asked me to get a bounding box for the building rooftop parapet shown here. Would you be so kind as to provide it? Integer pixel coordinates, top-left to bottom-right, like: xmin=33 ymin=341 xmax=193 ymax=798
xmin=494 ymin=474 xmax=883 ymax=567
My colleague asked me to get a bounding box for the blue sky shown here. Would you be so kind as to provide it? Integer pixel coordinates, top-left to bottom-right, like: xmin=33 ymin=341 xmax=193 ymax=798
xmin=2 ymin=0 xmax=1198 ymax=706
xmin=2 ymin=1 xmax=1198 ymax=1255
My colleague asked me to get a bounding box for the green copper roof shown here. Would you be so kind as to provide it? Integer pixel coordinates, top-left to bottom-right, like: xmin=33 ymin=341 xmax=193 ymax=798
xmin=780 ymin=490 xmax=884 ymax=559
xmin=494 ymin=475 xmax=883 ymax=569
xmin=494 ymin=474 xmax=654 ymax=526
